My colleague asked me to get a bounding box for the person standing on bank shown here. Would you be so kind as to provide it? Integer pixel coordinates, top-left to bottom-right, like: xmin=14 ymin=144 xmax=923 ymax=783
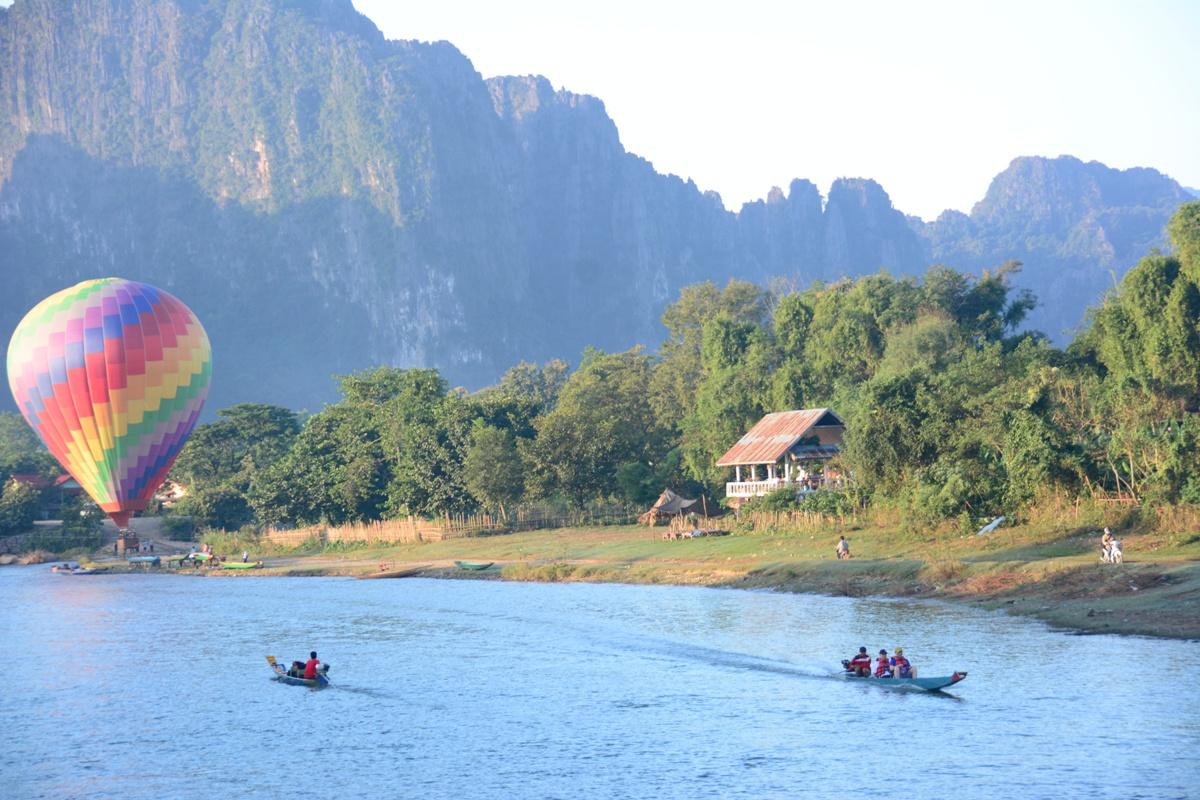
xmin=836 ymin=536 xmax=850 ymax=560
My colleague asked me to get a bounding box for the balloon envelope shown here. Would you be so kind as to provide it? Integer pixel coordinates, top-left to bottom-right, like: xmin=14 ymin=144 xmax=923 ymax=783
xmin=6 ymin=278 xmax=211 ymax=527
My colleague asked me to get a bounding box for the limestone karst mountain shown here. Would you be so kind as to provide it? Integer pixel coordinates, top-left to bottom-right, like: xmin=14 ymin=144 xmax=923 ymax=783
xmin=0 ymin=0 xmax=1190 ymax=411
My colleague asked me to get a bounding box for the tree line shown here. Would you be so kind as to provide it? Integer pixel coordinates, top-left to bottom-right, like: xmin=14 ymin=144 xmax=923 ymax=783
xmin=4 ymin=202 xmax=1199 ymax=534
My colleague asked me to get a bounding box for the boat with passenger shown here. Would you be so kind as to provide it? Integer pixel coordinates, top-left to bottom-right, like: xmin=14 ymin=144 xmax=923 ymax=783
xmin=266 ymin=655 xmax=330 ymax=688
xmin=840 ymin=658 xmax=967 ymax=691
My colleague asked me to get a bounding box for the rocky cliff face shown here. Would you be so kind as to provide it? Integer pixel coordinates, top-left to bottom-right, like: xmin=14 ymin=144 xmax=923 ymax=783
xmin=0 ymin=0 xmax=1191 ymax=411
xmin=917 ymin=156 xmax=1191 ymax=337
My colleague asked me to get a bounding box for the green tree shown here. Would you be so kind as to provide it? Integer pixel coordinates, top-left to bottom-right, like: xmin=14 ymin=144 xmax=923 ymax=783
xmin=650 ymin=280 xmax=770 ymax=430
xmin=462 ymin=422 xmax=524 ymax=519
xmin=1168 ymin=201 xmax=1200 ymax=277
xmin=527 ymin=348 xmax=667 ymax=506
xmin=0 ymin=412 xmax=57 ymax=485
xmin=0 ymin=478 xmax=40 ymax=536
xmin=248 ymin=403 xmax=387 ymax=527
xmin=177 ymin=485 xmax=254 ymax=531
xmin=171 ymin=403 xmax=300 ymax=492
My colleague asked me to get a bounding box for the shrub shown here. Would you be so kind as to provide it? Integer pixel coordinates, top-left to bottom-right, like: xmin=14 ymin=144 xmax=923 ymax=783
xmin=740 ymin=487 xmax=800 ymax=513
xmin=797 ymin=489 xmax=860 ymax=516
xmin=162 ymin=515 xmax=198 ymax=539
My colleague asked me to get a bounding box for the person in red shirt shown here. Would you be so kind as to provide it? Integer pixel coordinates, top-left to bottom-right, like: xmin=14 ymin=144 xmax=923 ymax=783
xmin=844 ymin=646 xmax=872 ymax=676
xmin=303 ymin=651 xmax=321 ymax=680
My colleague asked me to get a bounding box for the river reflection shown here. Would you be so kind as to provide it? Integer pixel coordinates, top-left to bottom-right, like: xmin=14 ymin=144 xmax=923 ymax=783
xmin=1 ymin=566 xmax=1196 ymax=799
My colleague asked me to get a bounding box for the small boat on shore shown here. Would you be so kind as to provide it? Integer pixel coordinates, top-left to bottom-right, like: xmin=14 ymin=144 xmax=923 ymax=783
xmin=221 ymin=561 xmax=263 ymax=570
xmin=455 ymin=561 xmax=494 ymax=571
xmin=839 ymin=666 xmax=967 ymax=692
xmin=266 ymin=655 xmax=330 ymax=688
xmin=50 ymin=562 xmax=97 ymax=575
xmin=359 ymin=566 xmax=424 ymax=579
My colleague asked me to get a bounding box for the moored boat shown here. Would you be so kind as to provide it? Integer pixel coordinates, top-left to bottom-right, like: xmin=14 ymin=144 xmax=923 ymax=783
xmin=221 ymin=561 xmax=263 ymax=570
xmin=50 ymin=562 xmax=97 ymax=575
xmin=359 ymin=566 xmax=424 ymax=579
xmin=455 ymin=560 xmax=494 ymax=571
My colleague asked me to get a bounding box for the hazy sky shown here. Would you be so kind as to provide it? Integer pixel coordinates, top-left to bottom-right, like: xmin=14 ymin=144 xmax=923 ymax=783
xmin=354 ymin=0 xmax=1199 ymax=220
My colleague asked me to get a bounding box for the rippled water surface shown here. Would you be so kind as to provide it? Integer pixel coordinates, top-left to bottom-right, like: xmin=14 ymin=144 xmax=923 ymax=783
xmin=2 ymin=566 xmax=1197 ymax=799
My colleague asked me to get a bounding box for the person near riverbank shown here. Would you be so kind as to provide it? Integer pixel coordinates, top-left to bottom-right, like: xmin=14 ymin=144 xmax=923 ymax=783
xmin=836 ymin=536 xmax=850 ymax=560
xmin=303 ymin=651 xmax=321 ymax=680
xmin=874 ymin=649 xmax=893 ymax=678
xmin=1101 ymin=528 xmax=1114 ymax=559
xmin=846 ymin=646 xmax=872 ymax=676
xmin=242 ymin=550 xmax=248 ymax=563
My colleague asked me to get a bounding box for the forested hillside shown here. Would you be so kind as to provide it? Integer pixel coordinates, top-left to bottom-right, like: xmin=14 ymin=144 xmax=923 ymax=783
xmin=64 ymin=202 xmax=1187 ymax=534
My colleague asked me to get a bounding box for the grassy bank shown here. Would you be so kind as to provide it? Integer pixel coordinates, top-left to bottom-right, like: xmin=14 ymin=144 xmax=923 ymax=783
xmin=202 ymin=514 xmax=1200 ymax=640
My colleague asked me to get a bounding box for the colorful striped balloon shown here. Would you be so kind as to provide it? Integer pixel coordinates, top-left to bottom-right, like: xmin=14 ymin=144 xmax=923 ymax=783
xmin=6 ymin=278 xmax=211 ymax=528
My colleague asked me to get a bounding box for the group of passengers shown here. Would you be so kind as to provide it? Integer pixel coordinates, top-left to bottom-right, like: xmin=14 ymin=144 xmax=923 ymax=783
xmin=844 ymin=646 xmax=917 ymax=679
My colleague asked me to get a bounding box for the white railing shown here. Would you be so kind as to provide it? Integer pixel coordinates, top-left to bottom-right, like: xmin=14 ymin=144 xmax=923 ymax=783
xmin=725 ymin=477 xmax=839 ymax=498
xmin=726 ymin=478 xmax=789 ymax=498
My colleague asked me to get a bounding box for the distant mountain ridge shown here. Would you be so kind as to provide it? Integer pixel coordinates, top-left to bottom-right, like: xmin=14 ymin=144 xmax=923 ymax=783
xmin=0 ymin=0 xmax=1191 ymax=412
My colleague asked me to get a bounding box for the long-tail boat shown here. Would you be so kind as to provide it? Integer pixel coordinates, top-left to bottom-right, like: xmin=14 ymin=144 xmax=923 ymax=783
xmin=840 ymin=661 xmax=967 ymax=691
xmin=266 ymin=655 xmax=330 ymax=688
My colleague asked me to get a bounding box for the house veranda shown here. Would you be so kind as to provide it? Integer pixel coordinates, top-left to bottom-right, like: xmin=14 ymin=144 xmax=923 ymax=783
xmin=715 ymin=408 xmax=846 ymax=507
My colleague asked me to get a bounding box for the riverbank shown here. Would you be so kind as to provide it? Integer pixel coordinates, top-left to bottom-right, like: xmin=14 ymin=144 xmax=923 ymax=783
xmin=20 ymin=519 xmax=1200 ymax=639
xmin=196 ymin=520 xmax=1200 ymax=640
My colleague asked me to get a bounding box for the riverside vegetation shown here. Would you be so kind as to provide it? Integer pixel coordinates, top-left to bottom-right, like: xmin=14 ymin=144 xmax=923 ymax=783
xmin=4 ymin=204 xmax=1200 ymax=638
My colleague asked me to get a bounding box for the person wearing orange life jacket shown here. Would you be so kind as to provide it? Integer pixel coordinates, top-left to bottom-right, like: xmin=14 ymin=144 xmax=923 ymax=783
xmin=874 ymin=649 xmax=893 ymax=678
xmin=890 ymin=647 xmax=916 ymax=678
xmin=844 ymin=646 xmax=872 ymax=676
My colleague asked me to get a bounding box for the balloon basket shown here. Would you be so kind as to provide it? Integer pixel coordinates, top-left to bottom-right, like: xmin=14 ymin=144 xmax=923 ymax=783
xmin=116 ymin=532 xmax=140 ymax=556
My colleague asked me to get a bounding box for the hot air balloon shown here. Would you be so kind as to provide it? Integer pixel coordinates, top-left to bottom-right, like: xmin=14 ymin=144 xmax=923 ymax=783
xmin=6 ymin=278 xmax=212 ymax=540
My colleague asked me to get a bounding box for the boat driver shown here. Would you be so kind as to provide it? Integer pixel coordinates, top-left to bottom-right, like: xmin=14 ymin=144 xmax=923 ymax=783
xmin=303 ymin=651 xmax=321 ymax=680
xmin=845 ymin=646 xmax=872 ymax=676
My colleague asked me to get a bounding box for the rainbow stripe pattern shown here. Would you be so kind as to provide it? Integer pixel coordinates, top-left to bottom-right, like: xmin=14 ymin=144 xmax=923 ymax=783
xmin=6 ymin=279 xmax=211 ymax=527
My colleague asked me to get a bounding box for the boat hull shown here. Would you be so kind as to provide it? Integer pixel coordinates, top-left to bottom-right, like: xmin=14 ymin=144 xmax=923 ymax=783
xmin=841 ymin=671 xmax=967 ymax=691
xmin=359 ymin=567 xmax=423 ymax=579
xmin=272 ymin=673 xmax=330 ymax=688
xmin=455 ymin=561 xmax=494 ymax=571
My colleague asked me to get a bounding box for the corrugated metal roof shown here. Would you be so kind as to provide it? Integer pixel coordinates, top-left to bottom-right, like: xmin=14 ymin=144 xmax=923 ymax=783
xmin=715 ymin=408 xmax=843 ymax=466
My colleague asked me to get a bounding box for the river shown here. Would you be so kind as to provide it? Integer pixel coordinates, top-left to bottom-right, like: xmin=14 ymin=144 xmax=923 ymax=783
xmin=1 ymin=566 xmax=1196 ymax=799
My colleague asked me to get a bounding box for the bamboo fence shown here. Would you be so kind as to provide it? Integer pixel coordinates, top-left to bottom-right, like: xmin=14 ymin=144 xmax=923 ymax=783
xmin=262 ymin=504 xmax=640 ymax=548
